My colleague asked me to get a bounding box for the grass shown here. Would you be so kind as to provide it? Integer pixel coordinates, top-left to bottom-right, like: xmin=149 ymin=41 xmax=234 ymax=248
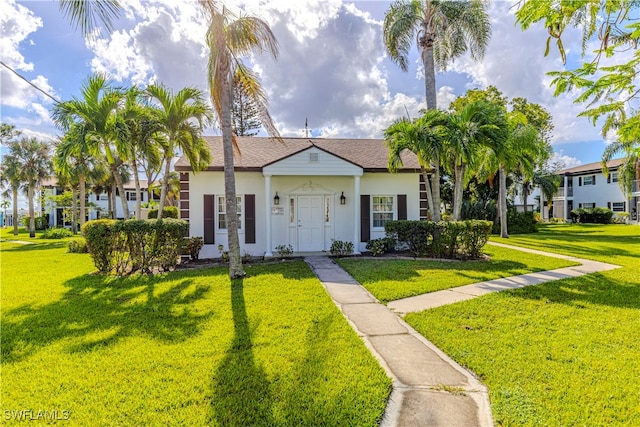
xmin=404 ymin=224 xmax=640 ymax=426
xmin=1 ymin=228 xmax=391 ymax=426
xmin=336 ymin=244 xmax=579 ymax=303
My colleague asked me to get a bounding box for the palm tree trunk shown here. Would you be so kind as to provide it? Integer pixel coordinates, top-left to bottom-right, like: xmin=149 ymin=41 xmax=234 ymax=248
xmin=28 ymin=185 xmax=35 ymax=238
xmin=12 ymin=188 xmax=19 ymax=235
xmin=71 ymin=186 xmax=78 ymax=234
xmin=157 ymin=157 xmax=171 ymax=217
xmin=221 ymin=61 xmax=244 ymax=278
xmin=132 ymin=153 xmax=142 ymax=220
xmin=111 ymin=165 xmax=130 ymax=219
xmin=453 ymin=163 xmax=465 ymax=221
xmin=79 ymin=173 xmax=86 ymax=228
xmin=422 ymin=40 xmax=437 ymax=110
xmin=110 ymin=182 xmax=117 ymax=219
xmin=522 ymin=182 xmax=529 ymax=213
xmin=499 ymin=165 xmax=509 ymax=238
xmin=420 ymin=169 xmax=435 ymax=218
xmin=431 ymin=156 xmax=441 ymax=221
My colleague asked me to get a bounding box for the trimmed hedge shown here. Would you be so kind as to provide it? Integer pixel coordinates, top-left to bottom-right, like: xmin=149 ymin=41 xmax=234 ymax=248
xmin=40 ymin=227 xmax=73 ymax=239
xmin=384 ymin=220 xmax=492 ymax=259
xmin=82 ymin=218 xmax=189 ymax=275
xmin=570 ymin=207 xmax=614 ymax=224
xmin=147 ymin=206 xmax=179 ymax=219
xmin=492 ymin=210 xmax=538 ymax=235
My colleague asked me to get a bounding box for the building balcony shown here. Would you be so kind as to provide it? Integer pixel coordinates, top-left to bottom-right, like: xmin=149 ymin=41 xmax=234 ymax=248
xmin=552 ymin=187 xmax=573 ymax=199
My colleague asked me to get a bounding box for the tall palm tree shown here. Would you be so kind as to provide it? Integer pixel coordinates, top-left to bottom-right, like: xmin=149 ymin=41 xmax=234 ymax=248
xmin=385 ymin=109 xmax=447 ymax=219
xmin=445 ymin=99 xmax=506 ymax=221
xmin=200 ymin=2 xmax=281 ymax=278
xmin=145 ymin=84 xmax=212 ymax=217
xmin=5 ymin=137 xmax=52 ymax=237
xmin=52 ymin=74 xmax=130 ymax=219
xmin=58 ymin=0 xmax=122 ymax=38
xmin=602 ymin=137 xmax=640 ymax=198
xmin=384 ymin=0 xmax=491 ymax=219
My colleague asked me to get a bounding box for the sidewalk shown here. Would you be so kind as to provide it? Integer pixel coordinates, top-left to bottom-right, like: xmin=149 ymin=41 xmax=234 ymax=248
xmin=305 ymin=256 xmax=493 ymax=427
xmin=305 ymin=243 xmax=620 ymax=427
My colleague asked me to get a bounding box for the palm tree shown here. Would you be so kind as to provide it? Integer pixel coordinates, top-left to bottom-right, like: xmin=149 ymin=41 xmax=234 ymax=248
xmin=145 ymin=84 xmax=211 ymax=217
xmin=602 ymin=138 xmax=640 ymax=198
xmin=0 ymin=152 xmax=24 ymax=235
xmin=54 ymin=125 xmax=94 ymax=230
xmin=385 ymin=110 xmax=447 ymax=219
xmin=52 ymin=74 xmax=130 ymax=219
xmin=444 ymin=99 xmax=506 ymax=221
xmin=200 ymin=2 xmax=281 ymax=278
xmin=117 ymin=86 xmax=162 ymax=219
xmin=5 ymin=137 xmax=52 ymax=237
xmin=534 ymin=169 xmax=561 ymax=220
xmin=150 ymin=171 xmax=180 ymax=207
xmin=58 ymin=0 xmax=122 ymax=38
xmin=384 ymin=0 xmax=490 ymax=219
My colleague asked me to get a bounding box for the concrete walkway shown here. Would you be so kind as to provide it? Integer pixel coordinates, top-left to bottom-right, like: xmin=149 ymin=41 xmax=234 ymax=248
xmin=305 ymin=243 xmax=620 ymax=427
xmin=305 ymin=256 xmax=493 ymax=427
xmin=388 ymin=242 xmax=620 ymax=315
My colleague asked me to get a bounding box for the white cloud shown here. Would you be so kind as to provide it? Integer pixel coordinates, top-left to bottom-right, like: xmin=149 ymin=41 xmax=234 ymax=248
xmin=551 ymin=150 xmax=582 ymax=170
xmin=0 ymin=0 xmax=42 ymax=70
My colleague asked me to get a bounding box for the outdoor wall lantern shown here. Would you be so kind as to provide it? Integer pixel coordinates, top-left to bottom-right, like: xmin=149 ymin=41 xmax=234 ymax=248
xmin=340 ymin=192 xmax=346 ymax=205
xmin=274 ymin=192 xmax=280 ymax=205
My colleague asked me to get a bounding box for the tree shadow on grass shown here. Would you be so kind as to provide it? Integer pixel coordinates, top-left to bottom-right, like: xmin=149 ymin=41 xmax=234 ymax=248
xmin=208 ymin=278 xmax=275 ymax=426
xmin=1 ymin=241 xmax=68 ymax=252
xmin=509 ymin=272 xmax=640 ymax=310
xmin=1 ymin=269 xmax=215 ymax=363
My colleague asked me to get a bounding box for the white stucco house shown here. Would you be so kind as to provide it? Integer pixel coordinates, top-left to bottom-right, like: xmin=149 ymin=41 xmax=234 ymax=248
xmin=551 ymin=158 xmax=639 ymax=222
xmin=176 ymin=137 xmax=425 ymax=258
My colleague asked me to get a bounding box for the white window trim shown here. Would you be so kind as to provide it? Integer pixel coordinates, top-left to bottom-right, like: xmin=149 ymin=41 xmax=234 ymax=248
xmin=612 ymin=202 xmax=625 ymax=212
xmin=372 ymin=195 xmax=395 ymax=231
xmin=583 ymin=175 xmax=594 ymax=186
xmin=216 ymin=195 xmax=244 ymax=232
xmin=611 ymin=172 xmax=619 ymax=183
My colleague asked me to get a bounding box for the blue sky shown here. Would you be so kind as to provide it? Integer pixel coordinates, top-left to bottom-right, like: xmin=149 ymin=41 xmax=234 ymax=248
xmin=2 ymin=0 xmax=620 ymax=204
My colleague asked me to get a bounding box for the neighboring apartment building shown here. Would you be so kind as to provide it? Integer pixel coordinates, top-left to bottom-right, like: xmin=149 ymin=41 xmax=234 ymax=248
xmin=551 ymin=158 xmax=639 ymax=222
xmin=41 ymin=178 xmax=155 ymax=226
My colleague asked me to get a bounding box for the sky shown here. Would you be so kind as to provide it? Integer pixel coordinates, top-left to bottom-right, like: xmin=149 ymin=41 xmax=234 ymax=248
xmin=1 ymin=0 xmax=623 ymax=201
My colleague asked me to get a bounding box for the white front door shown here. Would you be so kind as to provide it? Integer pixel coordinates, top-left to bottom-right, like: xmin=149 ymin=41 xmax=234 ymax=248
xmin=298 ymin=195 xmax=323 ymax=251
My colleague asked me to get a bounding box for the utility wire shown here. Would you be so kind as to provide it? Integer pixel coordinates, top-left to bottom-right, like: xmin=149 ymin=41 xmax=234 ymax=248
xmin=0 ymin=60 xmax=61 ymax=104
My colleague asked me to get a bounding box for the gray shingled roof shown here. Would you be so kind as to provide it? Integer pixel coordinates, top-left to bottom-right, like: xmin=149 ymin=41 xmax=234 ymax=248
xmin=558 ymin=158 xmax=625 ymax=175
xmin=175 ymin=136 xmax=422 ymax=172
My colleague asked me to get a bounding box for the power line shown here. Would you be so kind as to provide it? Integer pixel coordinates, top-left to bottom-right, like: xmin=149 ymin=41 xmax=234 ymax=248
xmin=0 ymin=60 xmax=61 ymax=104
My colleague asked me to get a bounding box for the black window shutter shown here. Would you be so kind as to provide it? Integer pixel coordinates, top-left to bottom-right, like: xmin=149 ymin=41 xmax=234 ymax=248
xmin=579 ymin=177 xmax=582 ymax=186
xmin=607 ymin=175 xmax=611 ymax=183
xmin=624 ymin=201 xmax=627 ymax=211
xmin=579 ymin=203 xmax=582 ymax=208
xmin=397 ymin=194 xmax=407 ymax=220
xmin=608 ymin=202 xmax=611 ymax=209
xmin=360 ymin=195 xmax=370 ymax=242
xmin=245 ymin=194 xmax=256 ymax=244
xmin=204 ymin=194 xmax=215 ymax=244
xmin=593 ymin=175 xmax=596 ymax=185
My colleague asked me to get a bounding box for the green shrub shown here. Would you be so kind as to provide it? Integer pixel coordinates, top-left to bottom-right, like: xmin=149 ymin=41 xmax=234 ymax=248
xmin=183 ymin=236 xmax=204 ymax=260
xmin=330 ymin=240 xmax=354 ymax=257
xmin=365 ymin=237 xmax=396 ymax=256
xmin=68 ymin=238 xmax=88 ymax=253
xmin=40 ymin=227 xmax=73 ymax=239
xmin=385 ymin=220 xmax=492 ymax=259
xmin=275 ymin=244 xmax=293 ymax=258
xmin=493 ymin=210 xmax=538 ymax=234
xmin=147 ymin=206 xmax=179 ymax=219
xmin=570 ymin=207 xmax=614 ymax=224
xmin=613 ymin=212 xmax=630 ymax=224
xmin=82 ymin=218 xmax=189 ymax=275
xmin=22 ymin=215 xmax=49 ymax=230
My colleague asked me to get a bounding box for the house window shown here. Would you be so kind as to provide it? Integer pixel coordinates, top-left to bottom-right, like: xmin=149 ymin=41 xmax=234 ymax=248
xmin=126 ymin=191 xmax=137 ymax=201
xmin=582 ymin=202 xmax=595 ymax=209
xmin=372 ymin=196 xmax=394 ymax=228
xmin=99 ymin=194 xmax=108 ymax=201
xmin=612 ymin=202 xmax=625 ymax=212
xmin=583 ymin=175 xmax=594 ymax=185
xmin=217 ymin=196 xmax=242 ymax=230
xmin=324 ymin=197 xmax=330 ymax=223
xmin=611 ymin=172 xmax=618 ymax=183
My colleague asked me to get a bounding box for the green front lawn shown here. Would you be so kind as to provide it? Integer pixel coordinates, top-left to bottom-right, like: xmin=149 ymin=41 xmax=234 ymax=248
xmin=406 ymin=224 xmax=640 ymax=426
xmin=1 ymin=232 xmax=390 ymax=426
xmin=336 ymin=244 xmax=579 ymax=303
